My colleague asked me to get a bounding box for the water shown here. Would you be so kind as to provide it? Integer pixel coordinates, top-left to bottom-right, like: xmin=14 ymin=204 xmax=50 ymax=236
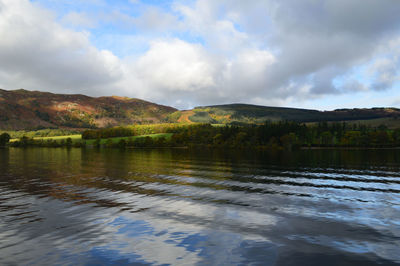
xmin=0 ymin=148 xmax=399 ymax=265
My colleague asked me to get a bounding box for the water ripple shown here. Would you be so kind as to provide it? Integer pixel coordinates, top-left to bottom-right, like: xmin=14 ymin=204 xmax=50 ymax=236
xmin=0 ymin=148 xmax=399 ymax=265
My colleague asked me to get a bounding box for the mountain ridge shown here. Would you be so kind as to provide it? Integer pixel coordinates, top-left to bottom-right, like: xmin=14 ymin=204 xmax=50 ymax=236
xmin=1 ymin=89 xmax=400 ymax=130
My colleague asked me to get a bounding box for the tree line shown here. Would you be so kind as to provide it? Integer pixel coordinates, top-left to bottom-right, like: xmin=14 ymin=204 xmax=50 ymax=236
xmin=83 ymin=121 xmax=400 ymax=149
xmin=6 ymin=121 xmax=400 ymax=149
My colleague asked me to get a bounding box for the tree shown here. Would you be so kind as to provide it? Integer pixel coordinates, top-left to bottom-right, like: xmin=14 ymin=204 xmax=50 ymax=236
xmin=155 ymin=137 xmax=166 ymax=147
xmin=19 ymin=136 xmax=31 ymax=147
xmin=213 ymin=133 xmax=223 ymax=145
xmin=321 ymin=131 xmax=333 ymax=146
xmin=118 ymin=139 xmax=126 ymax=149
xmin=66 ymin=138 xmax=72 ymax=148
xmin=144 ymin=136 xmax=153 ymax=147
xmin=0 ymin=133 xmax=11 ymax=147
xmin=105 ymin=139 xmax=113 ymax=148
xmin=341 ymin=131 xmax=361 ymax=146
xmin=94 ymin=138 xmax=101 ymax=148
xmin=376 ymin=131 xmax=390 ymax=147
xmin=393 ymin=129 xmax=400 ymax=146
xmin=280 ymin=133 xmax=297 ymax=150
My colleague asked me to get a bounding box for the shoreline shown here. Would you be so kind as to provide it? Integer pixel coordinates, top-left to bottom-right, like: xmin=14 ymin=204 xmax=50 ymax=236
xmin=4 ymin=145 xmax=400 ymax=151
xmin=301 ymin=146 xmax=400 ymax=150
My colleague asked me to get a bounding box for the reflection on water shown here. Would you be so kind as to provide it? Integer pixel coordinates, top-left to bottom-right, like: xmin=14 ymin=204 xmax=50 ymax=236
xmin=0 ymin=148 xmax=400 ymax=265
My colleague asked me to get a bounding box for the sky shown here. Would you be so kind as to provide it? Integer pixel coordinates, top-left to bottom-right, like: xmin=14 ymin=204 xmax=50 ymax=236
xmin=0 ymin=0 xmax=399 ymax=110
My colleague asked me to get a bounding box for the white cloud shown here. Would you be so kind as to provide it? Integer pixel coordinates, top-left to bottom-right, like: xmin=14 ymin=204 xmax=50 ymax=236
xmin=135 ymin=39 xmax=216 ymax=92
xmin=0 ymin=0 xmax=400 ymax=109
xmin=174 ymin=1 xmax=250 ymax=55
xmin=0 ymin=0 xmax=122 ymax=95
xmin=221 ymin=49 xmax=275 ymax=98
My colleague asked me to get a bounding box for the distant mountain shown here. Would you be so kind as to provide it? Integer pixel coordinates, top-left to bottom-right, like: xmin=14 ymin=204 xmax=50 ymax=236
xmin=0 ymin=89 xmax=176 ymax=130
xmin=167 ymin=104 xmax=400 ymax=125
xmin=1 ymin=89 xmax=400 ymax=130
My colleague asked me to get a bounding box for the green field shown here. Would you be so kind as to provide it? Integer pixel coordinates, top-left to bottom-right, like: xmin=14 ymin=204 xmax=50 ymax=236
xmin=84 ymin=133 xmax=173 ymax=145
xmin=35 ymin=134 xmax=82 ymax=141
xmin=10 ymin=133 xmax=173 ymax=144
xmin=10 ymin=134 xmax=81 ymax=143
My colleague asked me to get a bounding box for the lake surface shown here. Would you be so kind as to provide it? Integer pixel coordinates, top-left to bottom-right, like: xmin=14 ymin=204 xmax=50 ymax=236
xmin=0 ymin=148 xmax=399 ymax=265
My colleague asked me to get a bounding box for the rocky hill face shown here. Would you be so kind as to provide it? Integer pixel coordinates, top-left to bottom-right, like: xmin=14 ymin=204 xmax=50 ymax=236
xmin=0 ymin=89 xmax=177 ymax=130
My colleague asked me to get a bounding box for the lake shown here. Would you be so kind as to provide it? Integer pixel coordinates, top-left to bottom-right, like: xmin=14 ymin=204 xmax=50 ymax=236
xmin=0 ymin=148 xmax=399 ymax=265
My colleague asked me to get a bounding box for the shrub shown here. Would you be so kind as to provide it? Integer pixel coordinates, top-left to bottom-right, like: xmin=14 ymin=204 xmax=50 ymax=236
xmin=0 ymin=133 xmax=10 ymax=147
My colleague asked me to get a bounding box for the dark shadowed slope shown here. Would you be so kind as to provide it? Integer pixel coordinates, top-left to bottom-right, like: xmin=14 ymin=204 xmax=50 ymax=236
xmin=167 ymin=104 xmax=400 ymax=125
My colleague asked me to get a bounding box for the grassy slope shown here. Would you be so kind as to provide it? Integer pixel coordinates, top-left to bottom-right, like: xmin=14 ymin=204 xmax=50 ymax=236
xmin=0 ymin=129 xmax=81 ymax=139
xmin=10 ymin=133 xmax=173 ymax=144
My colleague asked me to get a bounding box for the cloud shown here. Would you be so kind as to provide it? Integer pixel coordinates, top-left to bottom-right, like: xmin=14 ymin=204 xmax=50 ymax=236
xmin=61 ymin=11 xmax=97 ymax=28
xmin=166 ymin=0 xmax=400 ymax=106
xmin=120 ymin=39 xmax=276 ymax=107
xmin=135 ymin=39 xmax=216 ymax=92
xmin=134 ymin=7 xmax=180 ymax=32
xmin=99 ymin=7 xmax=182 ymax=34
xmin=0 ymin=0 xmax=122 ymax=95
xmin=261 ymin=0 xmax=400 ymax=95
xmin=0 ymin=0 xmax=400 ymax=109
xmin=368 ymin=57 xmax=400 ymax=91
xmin=174 ymin=1 xmax=250 ymax=55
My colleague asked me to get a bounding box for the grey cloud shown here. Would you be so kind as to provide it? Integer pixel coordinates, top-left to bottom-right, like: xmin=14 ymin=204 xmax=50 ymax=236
xmin=366 ymin=57 xmax=399 ymax=91
xmin=263 ymin=0 xmax=400 ymax=94
xmin=340 ymin=80 xmax=368 ymax=93
xmin=269 ymin=0 xmax=400 ymax=37
xmin=308 ymin=67 xmax=342 ymax=95
xmin=159 ymin=0 xmax=400 ymax=107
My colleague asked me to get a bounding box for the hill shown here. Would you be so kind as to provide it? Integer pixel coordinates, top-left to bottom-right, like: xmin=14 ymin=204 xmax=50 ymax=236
xmin=2 ymin=89 xmax=400 ymax=130
xmin=166 ymin=104 xmax=400 ymax=126
xmin=0 ymin=89 xmax=176 ymax=130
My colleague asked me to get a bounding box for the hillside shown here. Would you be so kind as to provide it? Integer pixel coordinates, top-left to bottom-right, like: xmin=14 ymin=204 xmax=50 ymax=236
xmin=2 ymin=89 xmax=400 ymax=130
xmin=167 ymin=104 xmax=400 ymax=126
xmin=0 ymin=89 xmax=176 ymax=130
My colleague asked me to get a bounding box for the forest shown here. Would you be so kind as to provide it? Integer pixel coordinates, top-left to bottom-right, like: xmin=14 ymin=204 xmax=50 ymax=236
xmin=79 ymin=121 xmax=400 ymax=149
xmin=6 ymin=121 xmax=400 ymax=149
